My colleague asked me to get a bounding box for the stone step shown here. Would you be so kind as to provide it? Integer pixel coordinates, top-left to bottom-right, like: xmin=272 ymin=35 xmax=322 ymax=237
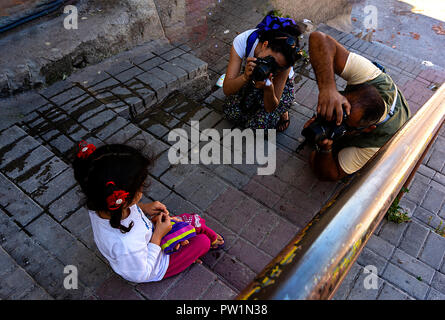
xmin=35 ymin=39 xmax=210 ymax=122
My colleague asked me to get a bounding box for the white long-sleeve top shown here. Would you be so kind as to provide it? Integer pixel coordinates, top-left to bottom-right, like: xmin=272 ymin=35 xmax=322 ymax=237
xmin=89 ymin=204 xmax=169 ymax=283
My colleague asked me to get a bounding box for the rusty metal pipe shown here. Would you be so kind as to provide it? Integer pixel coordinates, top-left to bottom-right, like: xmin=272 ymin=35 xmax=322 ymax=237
xmin=237 ymin=84 xmax=445 ymax=300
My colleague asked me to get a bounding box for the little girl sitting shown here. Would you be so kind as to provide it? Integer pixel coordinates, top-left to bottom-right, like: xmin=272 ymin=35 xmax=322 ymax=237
xmin=72 ymin=142 xmax=224 ymax=283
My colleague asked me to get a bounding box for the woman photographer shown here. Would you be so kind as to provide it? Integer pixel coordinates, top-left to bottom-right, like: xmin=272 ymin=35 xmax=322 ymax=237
xmin=222 ymin=14 xmax=302 ymax=131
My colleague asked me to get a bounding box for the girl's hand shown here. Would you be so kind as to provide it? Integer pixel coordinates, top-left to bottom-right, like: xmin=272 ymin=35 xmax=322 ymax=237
xmin=153 ymin=213 xmax=172 ymax=237
xmin=243 ymin=57 xmax=257 ymax=81
xmin=143 ymin=201 xmax=169 ymax=218
xmin=171 ymin=216 xmax=182 ymax=222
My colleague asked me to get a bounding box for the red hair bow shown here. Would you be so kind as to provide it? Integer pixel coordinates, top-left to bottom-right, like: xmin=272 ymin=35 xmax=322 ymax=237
xmin=77 ymin=141 xmax=96 ymax=159
xmin=106 ymin=190 xmax=130 ymax=211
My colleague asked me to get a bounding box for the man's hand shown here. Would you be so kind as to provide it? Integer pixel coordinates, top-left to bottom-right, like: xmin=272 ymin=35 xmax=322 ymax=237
xmin=318 ymin=138 xmax=333 ymax=151
xmin=317 ymin=87 xmax=351 ymax=125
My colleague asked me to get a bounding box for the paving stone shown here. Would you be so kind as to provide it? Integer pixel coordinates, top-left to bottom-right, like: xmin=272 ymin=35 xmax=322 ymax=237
xmin=391 ymin=248 xmax=435 ymax=284
xmin=0 ymin=135 xmax=40 ymax=168
xmin=259 ymin=216 xmax=299 ymax=257
xmin=213 ymin=165 xmax=250 ymax=189
xmin=227 ymin=237 xmax=272 ymax=273
xmin=16 ymin=283 xmax=53 ymax=300
xmin=431 ymin=271 xmax=445 ymax=295
xmin=105 ymin=123 xmax=141 ymax=144
xmin=357 ymin=248 xmax=387 ymax=276
xmin=144 ymin=177 xmax=171 ymax=202
xmin=162 ymin=192 xmax=202 ymax=216
xmin=242 ymin=179 xmax=280 ymax=209
xmin=427 ymin=287 xmax=445 ymax=300
xmin=201 ymin=279 xmax=237 ymax=300
xmin=421 ymin=186 xmax=445 ymax=214
xmin=378 ymin=220 xmax=408 ymax=246
xmin=174 ymin=169 xmax=228 ymax=210
xmin=127 ymin=130 xmax=169 ymax=158
xmin=113 ymin=67 xmax=144 ymax=83
xmin=49 ymin=86 xmax=86 ymax=106
xmin=419 ymin=232 xmax=445 ymax=269
xmin=48 ymin=134 xmax=75 ymax=154
xmin=32 ymin=255 xmax=86 ymax=299
xmin=159 ymin=61 xmax=188 ymax=83
xmin=26 ymin=214 xmax=111 ymax=288
xmin=0 ymin=125 xmax=27 ymax=147
xmin=212 ymin=253 xmax=256 ymax=292
xmin=95 ymin=274 xmax=143 ymax=300
xmin=1 ymin=263 xmax=38 ymax=299
xmin=164 ymin=264 xmax=216 ymax=300
xmin=170 ymin=56 xmax=202 ymax=79
xmin=427 ymin=149 xmax=445 ymax=172
xmin=136 ymin=272 xmax=184 ymax=300
xmin=48 ymin=186 xmax=84 ymax=222
xmin=93 ymin=116 xmax=128 ymax=140
xmin=104 ymin=60 xmax=134 ymax=76
xmin=377 ymin=282 xmax=413 ymax=300
xmin=382 ymin=263 xmax=429 ymax=299
xmin=413 ymin=206 xmax=443 ymax=229
xmin=14 ymin=156 xmax=68 ymax=194
xmin=160 ymin=163 xmax=199 ymax=189
xmin=161 ymin=48 xmax=186 ymax=61
xmin=31 ymin=168 xmax=76 ymax=207
xmin=110 ymin=85 xmax=144 ymax=110
xmin=399 ymin=221 xmax=429 ymax=257
xmin=0 ymin=173 xmax=43 ymax=225
xmin=406 ymin=177 xmax=430 ymax=203
xmin=149 ymin=150 xmax=172 ymax=177
xmin=2 ymin=144 xmax=53 ymax=180
xmin=138 ymin=56 xmax=165 ymax=72
xmin=347 ymin=266 xmax=383 ymax=300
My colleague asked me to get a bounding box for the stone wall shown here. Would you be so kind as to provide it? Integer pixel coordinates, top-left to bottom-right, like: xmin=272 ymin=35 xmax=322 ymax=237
xmin=0 ymin=0 xmax=166 ymax=97
xmin=271 ymin=0 xmax=358 ymax=26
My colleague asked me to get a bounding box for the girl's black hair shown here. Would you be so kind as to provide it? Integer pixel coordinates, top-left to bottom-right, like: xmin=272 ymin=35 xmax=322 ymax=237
xmin=73 ymin=144 xmax=153 ymax=233
xmin=258 ymin=24 xmax=302 ymax=68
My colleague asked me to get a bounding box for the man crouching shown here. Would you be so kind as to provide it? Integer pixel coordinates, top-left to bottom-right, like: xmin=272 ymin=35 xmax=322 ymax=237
xmin=303 ymin=31 xmax=411 ymax=181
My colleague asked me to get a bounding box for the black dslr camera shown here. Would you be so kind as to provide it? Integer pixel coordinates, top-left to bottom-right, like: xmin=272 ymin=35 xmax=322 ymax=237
xmin=252 ymin=56 xmax=278 ymax=82
xmin=301 ymin=112 xmax=349 ymax=145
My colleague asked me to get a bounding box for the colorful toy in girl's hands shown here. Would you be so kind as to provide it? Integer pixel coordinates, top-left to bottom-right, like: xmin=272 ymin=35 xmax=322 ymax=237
xmin=160 ymin=221 xmax=196 ymax=254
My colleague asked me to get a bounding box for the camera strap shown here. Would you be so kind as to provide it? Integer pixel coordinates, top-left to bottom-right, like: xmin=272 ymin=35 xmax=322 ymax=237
xmin=376 ymin=85 xmax=398 ymax=126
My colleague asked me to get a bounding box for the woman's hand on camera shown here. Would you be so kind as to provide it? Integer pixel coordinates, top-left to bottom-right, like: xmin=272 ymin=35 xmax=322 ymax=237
xmin=243 ymin=57 xmax=257 ymax=81
xmin=254 ymin=73 xmax=274 ymax=90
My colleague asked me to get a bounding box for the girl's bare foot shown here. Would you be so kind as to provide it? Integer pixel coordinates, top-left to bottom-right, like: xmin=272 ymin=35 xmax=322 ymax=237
xmin=211 ymin=234 xmax=224 ymax=249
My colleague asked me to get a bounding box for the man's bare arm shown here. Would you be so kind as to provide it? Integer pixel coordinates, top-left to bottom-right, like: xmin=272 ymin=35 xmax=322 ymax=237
xmin=309 ymin=31 xmax=351 ymax=124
